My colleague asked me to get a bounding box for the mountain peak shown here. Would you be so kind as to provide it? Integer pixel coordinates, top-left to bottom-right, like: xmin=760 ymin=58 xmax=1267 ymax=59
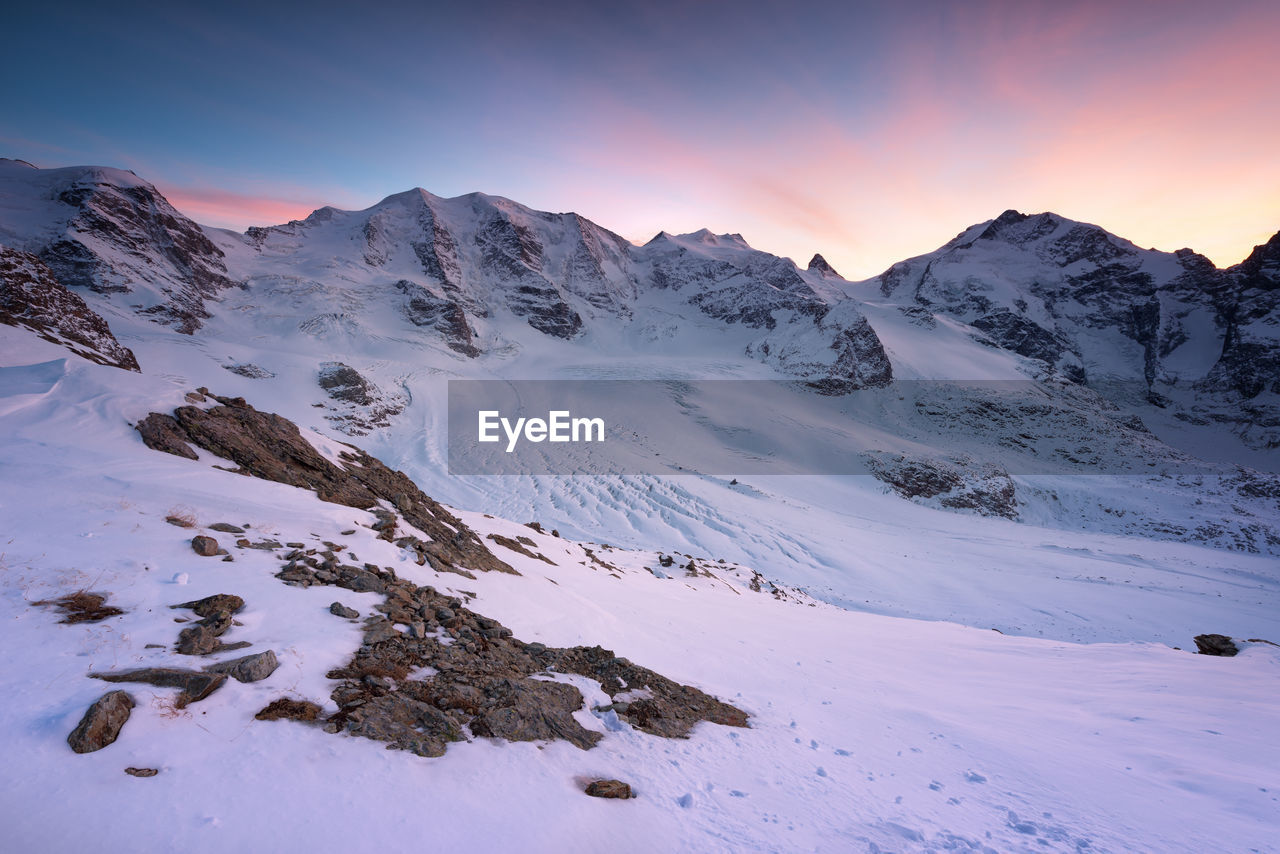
xmin=807 ymin=253 xmax=840 ymax=279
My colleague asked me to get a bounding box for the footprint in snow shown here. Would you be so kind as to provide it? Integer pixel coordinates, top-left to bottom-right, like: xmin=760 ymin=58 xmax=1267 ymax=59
xmin=964 ymin=770 xmax=987 ymax=783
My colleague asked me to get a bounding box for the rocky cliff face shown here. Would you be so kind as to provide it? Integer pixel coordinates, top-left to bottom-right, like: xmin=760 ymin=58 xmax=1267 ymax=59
xmin=0 ymin=246 xmax=139 ymax=370
xmin=0 ymin=159 xmax=236 ymax=333
xmin=867 ymin=209 xmax=1280 ymax=446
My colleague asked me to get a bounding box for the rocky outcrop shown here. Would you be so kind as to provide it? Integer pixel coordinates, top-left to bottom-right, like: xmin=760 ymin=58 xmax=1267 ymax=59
xmin=865 ymin=454 xmax=1017 ymax=519
xmin=0 ymin=247 xmax=139 ymax=370
xmin=135 ymin=393 xmax=513 ymax=576
xmin=0 ymin=161 xmax=236 ymax=333
xmin=67 ymin=690 xmax=134 ymax=752
xmin=317 ymin=362 xmax=406 ymax=436
xmin=289 ymin=553 xmax=748 ymax=758
xmin=1193 ymin=634 xmax=1239 ymax=656
xmin=395 ymin=280 xmax=478 ymax=356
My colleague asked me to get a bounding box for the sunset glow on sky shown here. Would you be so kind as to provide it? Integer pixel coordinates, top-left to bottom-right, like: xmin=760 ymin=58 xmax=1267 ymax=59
xmin=4 ymin=0 xmax=1278 ymax=279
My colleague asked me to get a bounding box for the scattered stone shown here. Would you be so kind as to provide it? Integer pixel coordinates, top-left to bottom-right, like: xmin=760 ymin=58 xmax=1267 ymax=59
xmin=165 ymin=514 xmax=196 ymax=527
xmin=286 ymin=542 xmax=306 ymax=548
xmin=91 ymin=668 xmax=228 ymax=707
xmin=256 ymin=698 xmax=322 ymax=721
xmin=330 ymin=602 xmax=360 ymax=619
xmin=176 ymin=624 xmax=223 ymax=655
xmin=340 ymin=529 xmax=356 ymax=536
xmin=487 ymin=533 xmax=557 ymax=565
xmin=208 ymin=522 xmax=245 ymax=534
xmin=34 ymin=591 xmax=124 ymax=624
xmin=68 ymin=690 xmax=134 ymax=753
xmin=584 ymin=779 xmax=633 ymax=799
xmin=1194 ymin=634 xmax=1239 ymax=656
xmin=124 ymin=767 xmax=158 ymax=777
xmin=204 ymin=650 xmax=279 ymax=683
xmin=190 ymin=535 xmax=220 ymax=556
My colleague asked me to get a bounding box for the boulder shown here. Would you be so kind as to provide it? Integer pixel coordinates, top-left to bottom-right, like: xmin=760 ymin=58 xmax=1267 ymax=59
xmin=190 ymin=535 xmax=219 ymax=556
xmin=205 ymin=650 xmax=279 ymax=683
xmin=67 ymin=690 xmax=135 ymax=753
xmin=1194 ymin=634 xmax=1239 ymax=656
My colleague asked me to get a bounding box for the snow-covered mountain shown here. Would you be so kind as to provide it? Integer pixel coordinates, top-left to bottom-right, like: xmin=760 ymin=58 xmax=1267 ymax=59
xmin=862 ymin=208 xmax=1280 ymax=449
xmin=3 ymin=159 xmax=1280 ymax=852
xmin=0 ymin=159 xmax=236 ymax=332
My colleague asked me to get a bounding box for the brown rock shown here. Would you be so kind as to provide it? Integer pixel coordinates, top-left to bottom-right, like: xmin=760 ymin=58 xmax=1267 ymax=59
xmin=191 ymin=535 xmax=219 ymax=556
xmin=585 ymin=779 xmax=632 ymax=799
xmin=173 ymin=593 xmax=245 ymax=618
xmin=256 ymin=698 xmax=322 ymax=721
xmin=68 ymin=690 xmax=134 ymax=753
xmin=124 ymin=767 xmax=159 ymax=777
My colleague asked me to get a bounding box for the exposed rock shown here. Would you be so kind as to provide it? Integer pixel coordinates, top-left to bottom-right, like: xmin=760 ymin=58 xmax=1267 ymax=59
xmin=486 ymin=533 xmax=557 ymax=564
xmin=0 ymin=163 xmax=236 ymax=333
xmin=173 ymin=593 xmax=244 ymax=617
xmin=205 ymin=650 xmax=279 ymax=683
xmin=1193 ymin=634 xmax=1239 ymax=656
xmin=175 ymin=624 xmax=224 ymax=655
xmin=865 ymin=454 xmax=1017 ymax=519
xmin=222 ymin=362 xmax=274 ymax=379
xmin=256 ymin=698 xmax=323 ymax=721
xmin=807 ymin=253 xmax=841 ymax=279
xmin=309 ymin=556 xmax=747 ymax=758
xmin=341 ymin=693 xmax=464 ymax=757
xmin=317 ymin=362 xmax=406 ymax=435
xmin=124 ymin=767 xmax=158 ymax=777
xmin=67 ymin=690 xmax=134 ymax=753
xmin=585 ymin=779 xmax=633 ymax=799
xmin=190 ymin=535 xmax=220 ymax=556
xmin=0 ymin=247 xmax=140 ymax=370
xmin=136 ymin=395 xmax=513 ymax=576
xmin=208 ymin=522 xmax=245 ymax=534
xmin=135 ymin=413 xmax=198 ymax=460
xmin=91 ymin=668 xmax=228 ymax=707
xmin=330 ymin=602 xmax=360 ymax=619
xmin=33 ymin=591 xmax=123 ymax=624
xmin=395 ymin=280 xmax=479 ymax=356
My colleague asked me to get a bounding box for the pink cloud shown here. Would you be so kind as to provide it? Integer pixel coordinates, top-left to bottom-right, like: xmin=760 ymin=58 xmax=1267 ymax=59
xmin=157 ymin=184 xmax=331 ymax=230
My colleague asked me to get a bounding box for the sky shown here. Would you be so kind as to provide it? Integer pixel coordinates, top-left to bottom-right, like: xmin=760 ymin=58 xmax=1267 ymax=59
xmin=3 ymin=0 xmax=1279 ymax=279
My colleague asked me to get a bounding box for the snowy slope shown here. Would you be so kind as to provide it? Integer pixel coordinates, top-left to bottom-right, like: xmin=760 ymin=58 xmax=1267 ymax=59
xmin=2 ymin=334 xmax=1278 ymax=853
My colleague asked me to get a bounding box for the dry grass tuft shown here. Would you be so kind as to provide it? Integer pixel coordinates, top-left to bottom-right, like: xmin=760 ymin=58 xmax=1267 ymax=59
xmin=165 ymin=507 xmax=198 ymax=528
xmin=32 ymin=590 xmax=125 ymax=623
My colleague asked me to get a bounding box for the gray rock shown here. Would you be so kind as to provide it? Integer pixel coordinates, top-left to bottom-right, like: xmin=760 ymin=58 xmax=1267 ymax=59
xmin=124 ymin=767 xmax=158 ymax=777
xmin=208 ymin=522 xmax=245 ymax=534
xmin=1194 ymin=634 xmax=1239 ymax=656
xmin=435 ymin=607 xmax=455 ymax=621
xmin=190 ymin=535 xmax=219 ymax=556
xmin=205 ymin=650 xmax=279 ymax=683
xmin=68 ymin=690 xmax=134 ymax=753
xmin=329 ymin=602 xmax=360 ymax=619
xmin=91 ymin=668 xmax=228 ymax=707
xmin=176 ymin=624 xmax=222 ymax=655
